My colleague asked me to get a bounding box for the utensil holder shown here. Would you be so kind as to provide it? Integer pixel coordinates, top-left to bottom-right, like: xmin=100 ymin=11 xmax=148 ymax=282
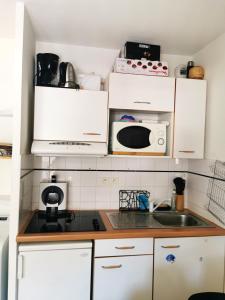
xmin=176 ymin=195 xmax=184 ymax=211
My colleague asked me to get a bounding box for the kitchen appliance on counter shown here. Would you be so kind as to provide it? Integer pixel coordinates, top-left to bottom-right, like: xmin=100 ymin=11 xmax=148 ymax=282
xmin=58 ymin=62 xmax=80 ymax=89
xmin=36 ymin=53 xmax=59 ymax=87
xmin=39 ymin=175 xmax=67 ymax=215
xmin=111 ymin=121 xmax=167 ymax=155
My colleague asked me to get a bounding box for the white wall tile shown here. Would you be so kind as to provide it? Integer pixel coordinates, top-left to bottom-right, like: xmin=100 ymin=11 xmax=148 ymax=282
xmin=49 ymin=157 xmax=66 ymax=169
xmin=96 ymin=157 xmax=112 ymax=170
xmin=65 ymin=157 xmax=82 ymax=169
xmin=81 ymin=157 xmax=97 ymax=169
xmin=80 ymin=172 xmax=97 ymax=187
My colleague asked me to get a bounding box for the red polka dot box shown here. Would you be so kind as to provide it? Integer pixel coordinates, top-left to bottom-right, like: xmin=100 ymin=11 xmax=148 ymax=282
xmin=113 ymin=58 xmax=168 ymax=77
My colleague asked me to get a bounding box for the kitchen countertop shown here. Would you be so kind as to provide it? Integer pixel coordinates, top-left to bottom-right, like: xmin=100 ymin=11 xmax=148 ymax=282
xmin=16 ymin=210 xmax=225 ymax=243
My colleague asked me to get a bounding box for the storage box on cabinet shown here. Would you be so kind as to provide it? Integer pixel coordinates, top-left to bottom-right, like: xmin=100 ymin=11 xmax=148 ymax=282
xmin=109 ymin=73 xmax=175 ymax=112
xmin=173 ymin=78 xmax=207 ymax=159
xmin=154 ymin=236 xmax=224 ymax=300
xmin=34 ymin=86 xmax=108 ymax=143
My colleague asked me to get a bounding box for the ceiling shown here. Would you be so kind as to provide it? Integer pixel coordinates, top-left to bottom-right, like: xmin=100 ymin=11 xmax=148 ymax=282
xmin=19 ymin=0 xmax=225 ymax=54
xmin=0 ymin=0 xmax=15 ymax=38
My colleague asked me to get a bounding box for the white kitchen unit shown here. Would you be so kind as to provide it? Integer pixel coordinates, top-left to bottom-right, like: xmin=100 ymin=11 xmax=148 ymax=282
xmin=17 ymin=241 xmax=92 ymax=300
xmin=109 ymin=73 xmax=175 ymax=112
xmin=93 ymin=238 xmax=153 ymax=300
xmin=173 ymin=78 xmax=207 ymax=159
xmin=32 ymin=86 xmax=108 ymax=155
xmin=154 ymin=236 xmax=225 ymax=300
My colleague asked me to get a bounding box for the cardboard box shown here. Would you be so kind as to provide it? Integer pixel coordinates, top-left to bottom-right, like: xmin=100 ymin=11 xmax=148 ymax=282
xmin=114 ymin=58 xmax=168 ymax=77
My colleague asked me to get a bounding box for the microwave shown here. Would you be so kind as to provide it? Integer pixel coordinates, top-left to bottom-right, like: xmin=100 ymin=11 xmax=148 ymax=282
xmin=111 ymin=121 xmax=167 ymax=155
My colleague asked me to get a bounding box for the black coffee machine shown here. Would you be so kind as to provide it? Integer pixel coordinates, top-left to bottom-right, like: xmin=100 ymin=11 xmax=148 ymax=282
xmin=36 ymin=53 xmax=59 ymax=87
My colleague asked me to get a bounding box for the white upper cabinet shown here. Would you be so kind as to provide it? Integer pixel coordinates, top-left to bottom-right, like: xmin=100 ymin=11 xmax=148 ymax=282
xmin=173 ymin=78 xmax=207 ymax=159
xmin=109 ymin=73 xmax=175 ymax=112
xmin=34 ymin=87 xmax=108 ymax=143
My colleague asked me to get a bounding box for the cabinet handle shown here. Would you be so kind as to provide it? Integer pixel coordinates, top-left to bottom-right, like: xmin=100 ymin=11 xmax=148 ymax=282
xmin=83 ymin=132 xmax=101 ymax=136
xmin=178 ymin=150 xmax=195 ymax=153
xmin=115 ymin=246 xmax=135 ymax=250
xmin=133 ymin=101 xmax=151 ymax=104
xmin=161 ymin=245 xmax=180 ymax=249
xmin=102 ymin=264 xmax=122 ymax=269
xmin=17 ymin=255 xmax=24 ymax=279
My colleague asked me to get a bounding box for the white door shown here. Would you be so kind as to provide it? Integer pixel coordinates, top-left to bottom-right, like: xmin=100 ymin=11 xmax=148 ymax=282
xmin=34 ymin=87 xmax=108 ymax=142
xmin=173 ymin=78 xmax=206 ymax=158
xmin=93 ymin=255 xmax=153 ymax=300
xmin=109 ymin=73 xmax=175 ymax=112
xmin=18 ymin=243 xmax=92 ymax=300
xmin=154 ymin=236 xmax=224 ymax=300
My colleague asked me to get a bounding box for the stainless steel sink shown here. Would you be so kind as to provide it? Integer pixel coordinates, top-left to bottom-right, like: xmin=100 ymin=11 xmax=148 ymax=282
xmin=153 ymin=213 xmax=209 ymax=227
xmin=106 ymin=211 xmax=213 ymax=229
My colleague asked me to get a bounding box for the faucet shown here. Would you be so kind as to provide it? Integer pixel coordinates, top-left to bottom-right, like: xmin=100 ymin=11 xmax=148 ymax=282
xmin=149 ymin=199 xmax=170 ymax=213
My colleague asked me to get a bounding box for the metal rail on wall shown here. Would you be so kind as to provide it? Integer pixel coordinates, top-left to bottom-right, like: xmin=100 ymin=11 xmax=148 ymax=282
xmin=207 ymin=160 xmax=225 ymax=225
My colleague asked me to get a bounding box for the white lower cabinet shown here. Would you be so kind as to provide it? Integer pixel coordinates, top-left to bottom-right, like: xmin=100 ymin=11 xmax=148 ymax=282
xmin=93 ymin=238 xmax=153 ymax=300
xmin=154 ymin=236 xmax=225 ymax=300
xmin=17 ymin=242 xmax=92 ymax=300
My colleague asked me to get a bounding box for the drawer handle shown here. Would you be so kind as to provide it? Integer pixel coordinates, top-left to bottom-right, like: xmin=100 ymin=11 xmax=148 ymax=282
xmin=83 ymin=132 xmax=101 ymax=136
xmin=133 ymin=101 xmax=151 ymax=104
xmin=179 ymin=150 xmax=195 ymax=153
xmin=161 ymin=245 xmax=180 ymax=249
xmin=115 ymin=246 xmax=135 ymax=250
xmin=102 ymin=264 xmax=122 ymax=269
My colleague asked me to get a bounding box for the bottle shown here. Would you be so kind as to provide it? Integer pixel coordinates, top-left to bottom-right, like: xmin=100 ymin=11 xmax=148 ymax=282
xmin=171 ymin=189 xmax=176 ymax=211
xmin=186 ymin=61 xmax=194 ymax=78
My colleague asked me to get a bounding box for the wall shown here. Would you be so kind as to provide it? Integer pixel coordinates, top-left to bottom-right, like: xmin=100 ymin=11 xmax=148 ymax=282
xmin=9 ymin=3 xmax=35 ymax=300
xmin=32 ymin=156 xmax=188 ymax=210
xmin=0 ymin=38 xmax=14 ymax=196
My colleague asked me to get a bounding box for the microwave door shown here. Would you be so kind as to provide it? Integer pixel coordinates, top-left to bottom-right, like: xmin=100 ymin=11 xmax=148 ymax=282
xmin=117 ymin=125 xmax=151 ymax=150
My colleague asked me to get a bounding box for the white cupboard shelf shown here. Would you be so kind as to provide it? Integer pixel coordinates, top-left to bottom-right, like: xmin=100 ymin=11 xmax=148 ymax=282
xmin=154 ymin=236 xmax=225 ymax=300
xmin=109 ymin=73 xmax=175 ymax=112
xmin=173 ymin=78 xmax=207 ymax=159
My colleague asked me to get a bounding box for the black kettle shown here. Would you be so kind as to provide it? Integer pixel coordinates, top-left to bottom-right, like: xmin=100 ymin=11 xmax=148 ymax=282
xmin=58 ymin=62 xmax=79 ymax=89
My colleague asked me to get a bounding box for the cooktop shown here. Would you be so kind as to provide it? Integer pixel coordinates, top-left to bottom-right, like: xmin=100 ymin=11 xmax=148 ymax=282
xmin=25 ymin=210 xmax=106 ymax=233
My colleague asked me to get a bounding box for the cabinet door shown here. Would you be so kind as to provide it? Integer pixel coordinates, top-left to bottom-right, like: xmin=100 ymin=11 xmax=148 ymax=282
xmin=18 ymin=248 xmax=92 ymax=300
xmin=93 ymin=255 xmax=153 ymax=300
xmin=34 ymin=87 xmax=108 ymax=142
xmin=173 ymin=79 xmax=206 ymax=158
xmin=154 ymin=236 xmax=224 ymax=300
xmin=109 ymin=73 xmax=175 ymax=112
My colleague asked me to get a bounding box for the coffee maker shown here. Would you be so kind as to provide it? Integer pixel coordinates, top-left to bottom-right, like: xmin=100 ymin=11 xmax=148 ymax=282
xmin=36 ymin=53 xmax=59 ymax=87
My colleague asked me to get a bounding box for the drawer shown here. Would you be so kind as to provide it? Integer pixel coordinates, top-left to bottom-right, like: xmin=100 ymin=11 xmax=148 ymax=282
xmin=95 ymin=238 xmax=153 ymax=257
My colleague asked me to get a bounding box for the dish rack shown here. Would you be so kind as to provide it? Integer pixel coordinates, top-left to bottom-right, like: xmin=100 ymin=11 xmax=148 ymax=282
xmin=119 ymin=190 xmax=150 ymax=212
xmin=207 ymin=160 xmax=225 ymax=225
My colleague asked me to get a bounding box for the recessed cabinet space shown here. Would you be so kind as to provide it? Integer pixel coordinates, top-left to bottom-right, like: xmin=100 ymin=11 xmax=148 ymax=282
xmin=173 ymin=78 xmax=207 ymax=159
xmin=109 ymin=73 xmax=175 ymax=112
xmin=34 ymin=87 xmax=108 ymax=143
xmin=154 ymin=236 xmax=225 ymax=300
xmin=93 ymin=238 xmax=153 ymax=300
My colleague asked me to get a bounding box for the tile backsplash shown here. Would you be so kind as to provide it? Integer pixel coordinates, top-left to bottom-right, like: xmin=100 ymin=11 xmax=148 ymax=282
xmin=32 ymin=157 xmax=188 ymax=210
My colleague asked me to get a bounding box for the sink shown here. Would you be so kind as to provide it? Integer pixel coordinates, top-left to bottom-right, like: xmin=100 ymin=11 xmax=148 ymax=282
xmin=153 ymin=213 xmax=208 ymax=227
xmin=106 ymin=211 xmax=213 ymax=229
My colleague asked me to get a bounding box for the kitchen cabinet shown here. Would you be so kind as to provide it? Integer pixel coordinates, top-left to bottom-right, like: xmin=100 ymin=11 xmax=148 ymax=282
xmin=154 ymin=236 xmax=224 ymax=300
xmin=93 ymin=238 xmax=153 ymax=300
xmin=109 ymin=73 xmax=175 ymax=112
xmin=173 ymin=78 xmax=207 ymax=159
xmin=17 ymin=241 xmax=92 ymax=300
xmin=34 ymin=86 xmax=108 ymax=143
